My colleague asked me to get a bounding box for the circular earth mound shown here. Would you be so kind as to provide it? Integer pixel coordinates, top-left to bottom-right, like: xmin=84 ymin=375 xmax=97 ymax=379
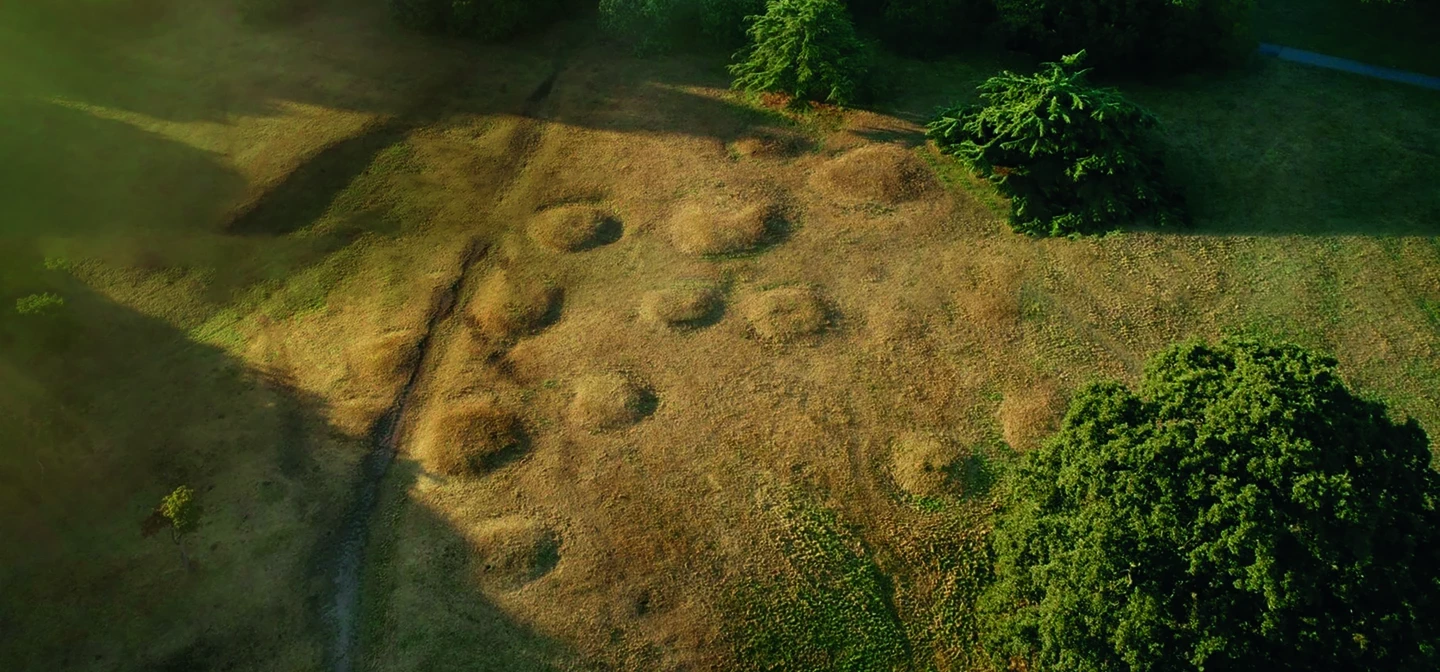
xmin=416 ymin=402 xmax=526 ymax=476
xmin=670 ymin=200 xmax=779 ymax=256
xmin=641 ymin=286 xmax=721 ymax=329
xmin=816 ymin=144 xmax=937 ymax=205
xmin=891 ymin=434 xmax=960 ymax=498
xmin=529 ymin=205 xmax=620 ymax=252
xmin=470 ymin=270 xmax=562 ymax=339
xmin=744 ymin=287 xmax=830 ymax=342
xmin=567 ymin=373 xmax=654 ymax=431
xmin=468 ymin=516 xmax=560 ymax=589
xmin=733 ymin=131 xmax=809 ymax=159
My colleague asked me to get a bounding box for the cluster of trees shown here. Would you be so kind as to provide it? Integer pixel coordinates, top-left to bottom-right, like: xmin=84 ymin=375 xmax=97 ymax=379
xmin=986 ymin=339 xmax=1440 ymax=670
xmin=387 ymin=0 xmax=1262 ymax=73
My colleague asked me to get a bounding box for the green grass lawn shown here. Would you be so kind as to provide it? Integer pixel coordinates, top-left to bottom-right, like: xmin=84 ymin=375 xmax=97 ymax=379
xmin=1256 ymin=0 xmax=1440 ymax=75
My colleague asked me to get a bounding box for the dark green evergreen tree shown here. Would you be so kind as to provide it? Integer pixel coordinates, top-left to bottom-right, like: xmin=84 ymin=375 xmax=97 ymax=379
xmin=928 ymin=52 xmax=1185 ymax=236
xmin=729 ymin=0 xmax=869 ymax=106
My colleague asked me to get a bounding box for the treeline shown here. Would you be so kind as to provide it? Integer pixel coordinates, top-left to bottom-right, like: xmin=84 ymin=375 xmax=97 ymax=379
xmin=382 ymin=0 xmax=1261 ymax=75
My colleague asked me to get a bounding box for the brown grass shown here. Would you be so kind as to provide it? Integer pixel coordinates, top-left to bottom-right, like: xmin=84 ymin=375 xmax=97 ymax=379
xmin=566 ymin=373 xmax=653 ymax=432
xmin=640 ymin=285 xmax=721 ymax=328
xmin=890 ymin=433 xmax=959 ymax=497
xmin=743 ymin=286 xmax=830 ymax=342
xmin=414 ymin=401 xmax=526 ymax=476
xmin=465 ymin=515 xmax=561 ymax=590
xmin=528 ymin=205 xmax=617 ymax=252
xmin=469 ymin=269 xmax=561 ymax=339
xmin=998 ymin=382 xmax=1067 ymax=451
xmin=814 ymin=143 xmax=937 ymax=205
xmin=732 ymin=130 xmax=809 ymax=159
xmin=18 ymin=6 xmax=1440 ymax=672
xmin=669 ymin=199 xmax=778 ymax=256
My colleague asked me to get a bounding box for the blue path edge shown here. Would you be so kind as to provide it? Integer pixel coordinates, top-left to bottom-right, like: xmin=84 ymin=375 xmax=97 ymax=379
xmin=1258 ymin=43 xmax=1440 ymax=91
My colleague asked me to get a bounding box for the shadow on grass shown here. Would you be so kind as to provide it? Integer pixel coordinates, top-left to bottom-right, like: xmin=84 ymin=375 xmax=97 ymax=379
xmin=355 ymin=460 xmax=582 ymax=672
xmin=0 ymin=247 xmax=337 ymax=670
xmin=0 ymin=243 xmax=582 ymax=671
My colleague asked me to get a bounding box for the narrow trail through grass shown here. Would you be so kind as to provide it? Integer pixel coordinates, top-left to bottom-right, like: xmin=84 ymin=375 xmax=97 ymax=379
xmin=325 ymin=58 xmax=569 ymax=672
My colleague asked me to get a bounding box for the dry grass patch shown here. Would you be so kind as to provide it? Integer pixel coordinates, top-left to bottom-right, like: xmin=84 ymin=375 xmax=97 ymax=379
xmin=465 ymin=515 xmax=561 ymax=590
xmin=732 ymin=131 xmax=810 ymax=159
xmin=470 ymin=269 xmax=562 ymax=339
xmin=890 ymin=433 xmax=960 ymax=498
xmin=743 ymin=287 xmax=831 ymax=342
xmin=998 ymin=382 xmax=1066 ymax=451
xmin=528 ymin=205 xmax=621 ymax=252
xmin=814 ymin=143 xmax=937 ymax=205
xmin=414 ymin=401 xmax=527 ymax=475
xmin=567 ymin=372 xmax=656 ymax=432
xmin=670 ymin=199 xmax=782 ymax=256
xmin=640 ymin=285 xmax=722 ymax=329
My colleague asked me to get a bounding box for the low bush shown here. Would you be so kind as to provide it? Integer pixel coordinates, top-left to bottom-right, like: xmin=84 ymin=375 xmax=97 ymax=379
xmin=729 ymin=0 xmax=870 ymax=106
xmin=993 ymin=0 xmax=1255 ymax=73
xmin=927 ymin=51 xmax=1185 ymax=236
xmin=15 ymin=292 xmax=64 ymax=316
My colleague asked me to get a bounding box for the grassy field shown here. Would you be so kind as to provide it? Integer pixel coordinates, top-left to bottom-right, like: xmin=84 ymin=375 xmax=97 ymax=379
xmin=2 ymin=1 xmax=1438 ymax=671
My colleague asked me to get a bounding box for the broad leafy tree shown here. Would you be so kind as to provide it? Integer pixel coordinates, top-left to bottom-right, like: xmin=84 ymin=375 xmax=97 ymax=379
xmin=729 ymin=0 xmax=870 ymax=106
xmin=928 ymin=51 xmax=1185 ymax=236
xmin=985 ymin=339 xmax=1440 ymax=672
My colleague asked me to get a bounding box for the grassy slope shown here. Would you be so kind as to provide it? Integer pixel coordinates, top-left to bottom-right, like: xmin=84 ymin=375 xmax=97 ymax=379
xmin=2 ymin=2 xmax=1437 ymax=672
xmin=0 ymin=2 xmax=503 ymax=669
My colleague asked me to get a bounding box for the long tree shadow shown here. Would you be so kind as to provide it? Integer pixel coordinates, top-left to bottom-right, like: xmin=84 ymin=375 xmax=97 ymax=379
xmin=0 ymin=248 xmax=338 ymax=670
xmin=356 ymin=460 xmax=586 ymax=672
xmin=0 ymin=243 xmax=582 ymax=671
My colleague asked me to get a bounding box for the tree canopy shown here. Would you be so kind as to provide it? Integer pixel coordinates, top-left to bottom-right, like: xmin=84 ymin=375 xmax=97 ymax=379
xmin=985 ymin=339 xmax=1440 ymax=671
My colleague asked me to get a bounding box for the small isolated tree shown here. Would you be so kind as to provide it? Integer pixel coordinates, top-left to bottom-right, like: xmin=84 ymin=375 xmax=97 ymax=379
xmin=15 ymin=292 xmax=64 ymax=316
xmin=729 ymin=0 xmax=869 ymax=106
xmin=927 ymin=52 xmax=1185 ymax=236
xmin=155 ymin=486 xmax=202 ymax=569
xmin=984 ymin=339 xmax=1440 ymax=672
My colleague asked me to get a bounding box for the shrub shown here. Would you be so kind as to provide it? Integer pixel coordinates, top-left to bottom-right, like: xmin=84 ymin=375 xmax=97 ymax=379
xmin=729 ymin=0 xmax=869 ymax=106
xmin=15 ymin=292 xmax=64 ymax=316
xmin=927 ymin=51 xmax=1185 ymax=236
xmin=984 ymin=338 xmax=1440 ymax=672
xmin=389 ymin=0 xmax=564 ymax=40
xmin=599 ymin=0 xmax=764 ymax=53
xmin=993 ymin=0 xmax=1255 ymax=73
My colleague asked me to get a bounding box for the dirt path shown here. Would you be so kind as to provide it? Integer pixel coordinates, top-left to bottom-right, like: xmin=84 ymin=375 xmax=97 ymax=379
xmin=321 ymin=61 xmax=566 ymax=672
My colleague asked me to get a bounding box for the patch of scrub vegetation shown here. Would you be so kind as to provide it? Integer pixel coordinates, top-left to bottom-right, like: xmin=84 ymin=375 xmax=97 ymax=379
xmin=729 ymin=491 xmax=909 ymax=672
